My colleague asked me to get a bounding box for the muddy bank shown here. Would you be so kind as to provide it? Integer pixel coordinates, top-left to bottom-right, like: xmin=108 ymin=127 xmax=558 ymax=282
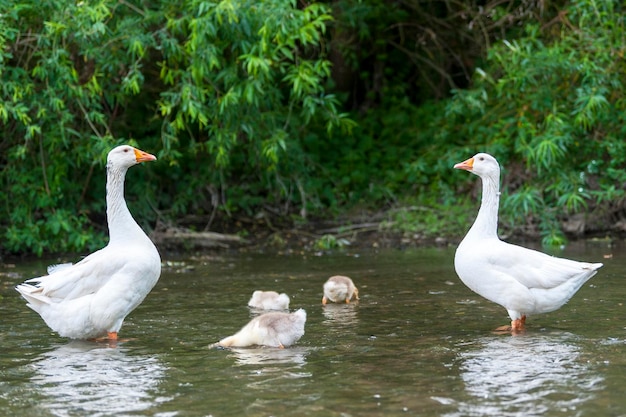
xmin=150 ymin=209 xmax=616 ymax=256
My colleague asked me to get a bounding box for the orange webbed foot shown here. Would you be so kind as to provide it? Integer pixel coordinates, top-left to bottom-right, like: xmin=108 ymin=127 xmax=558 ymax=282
xmin=493 ymin=315 xmax=527 ymax=335
xmin=93 ymin=332 xmax=118 ymax=342
xmin=493 ymin=324 xmax=513 ymax=334
xmin=92 ymin=332 xmax=134 ymax=346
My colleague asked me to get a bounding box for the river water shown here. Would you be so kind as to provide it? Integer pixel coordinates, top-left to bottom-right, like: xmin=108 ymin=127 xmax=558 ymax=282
xmin=0 ymin=241 xmax=624 ymax=416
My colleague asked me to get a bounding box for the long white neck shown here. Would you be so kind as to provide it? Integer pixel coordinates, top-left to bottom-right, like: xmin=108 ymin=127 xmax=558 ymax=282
xmin=466 ymin=172 xmax=500 ymax=240
xmin=106 ymin=163 xmax=146 ymax=244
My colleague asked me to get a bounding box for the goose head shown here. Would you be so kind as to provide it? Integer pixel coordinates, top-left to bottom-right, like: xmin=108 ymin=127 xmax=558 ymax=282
xmin=107 ymin=145 xmax=156 ymax=170
xmin=454 ymin=152 xmax=500 ymax=180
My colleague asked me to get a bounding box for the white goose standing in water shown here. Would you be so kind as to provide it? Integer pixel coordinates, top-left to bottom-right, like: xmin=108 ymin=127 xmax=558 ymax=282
xmin=16 ymin=145 xmax=161 ymax=340
xmin=453 ymin=153 xmax=602 ymax=332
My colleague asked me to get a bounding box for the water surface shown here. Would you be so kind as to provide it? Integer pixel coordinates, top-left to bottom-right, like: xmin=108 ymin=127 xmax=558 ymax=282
xmin=1 ymin=242 xmax=624 ymax=416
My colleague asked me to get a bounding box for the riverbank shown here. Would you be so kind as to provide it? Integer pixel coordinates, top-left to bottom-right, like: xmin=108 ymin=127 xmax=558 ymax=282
xmin=2 ymin=205 xmax=617 ymax=262
xmin=150 ymin=207 xmax=616 ymax=256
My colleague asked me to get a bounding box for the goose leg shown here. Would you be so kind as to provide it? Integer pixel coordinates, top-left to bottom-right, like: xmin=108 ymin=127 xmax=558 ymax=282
xmin=322 ymin=296 xmax=328 ymax=305
xmin=92 ymin=331 xmax=121 ymax=347
xmin=511 ymin=316 xmax=526 ymax=333
xmin=494 ymin=314 xmax=527 ymax=333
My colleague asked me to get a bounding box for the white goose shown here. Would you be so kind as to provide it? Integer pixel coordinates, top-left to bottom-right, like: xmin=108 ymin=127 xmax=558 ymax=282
xmin=212 ymin=309 xmax=306 ymax=348
xmin=453 ymin=153 xmax=602 ymax=332
xmin=16 ymin=145 xmax=161 ymax=340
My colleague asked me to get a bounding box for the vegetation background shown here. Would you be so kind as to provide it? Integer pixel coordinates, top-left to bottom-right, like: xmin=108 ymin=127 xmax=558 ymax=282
xmin=1 ymin=0 xmax=624 ymax=256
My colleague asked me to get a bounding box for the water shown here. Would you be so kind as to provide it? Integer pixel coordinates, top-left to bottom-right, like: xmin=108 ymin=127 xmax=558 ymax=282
xmin=1 ymin=241 xmax=624 ymax=416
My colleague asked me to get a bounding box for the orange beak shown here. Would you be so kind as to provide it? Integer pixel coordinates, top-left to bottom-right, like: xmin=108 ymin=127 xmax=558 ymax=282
xmin=134 ymin=148 xmax=157 ymax=163
xmin=453 ymin=157 xmax=474 ymax=171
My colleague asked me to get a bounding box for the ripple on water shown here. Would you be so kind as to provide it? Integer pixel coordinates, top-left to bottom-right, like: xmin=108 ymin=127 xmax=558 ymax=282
xmin=28 ymin=340 xmax=171 ymax=416
xmin=442 ymin=332 xmax=604 ymax=417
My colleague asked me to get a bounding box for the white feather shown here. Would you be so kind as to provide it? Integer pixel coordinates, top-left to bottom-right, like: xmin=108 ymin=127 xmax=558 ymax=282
xmin=453 ymin=153 xmax=602 ymax=325
xmin=322 ymin=275 xmax=359 ymax=304
xmin=15 ymin=145 xmax=161 ymax=339
xmin=248 ymin=290 xmax=290 ymax=310
xmin=214 ymin=309 xmax=306 ymax=348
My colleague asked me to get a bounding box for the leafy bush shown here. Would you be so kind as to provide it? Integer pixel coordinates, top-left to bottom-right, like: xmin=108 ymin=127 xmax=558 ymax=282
xmin=1 ymin=0 xmax=122 ymax=255
xmin=440 ymin=0 xmax=626 ymax=244
xmin=1 ymin=0 xmax=623 ymax=255
xmin=0 ymin=0 xmax=352 ymax=255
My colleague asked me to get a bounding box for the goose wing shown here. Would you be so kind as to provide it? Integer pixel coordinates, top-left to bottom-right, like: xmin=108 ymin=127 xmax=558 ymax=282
xmin=486 ymin=241 xmax=602 ymax=290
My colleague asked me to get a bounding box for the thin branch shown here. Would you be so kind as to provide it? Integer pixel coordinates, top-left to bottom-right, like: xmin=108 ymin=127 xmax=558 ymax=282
xmin=76 ymin=99 xmax=108 ymax=139
xmin=38 ymin=137 xmax=50 ymax=197
xmin=118 ymin=0 xmax=145 ymax=17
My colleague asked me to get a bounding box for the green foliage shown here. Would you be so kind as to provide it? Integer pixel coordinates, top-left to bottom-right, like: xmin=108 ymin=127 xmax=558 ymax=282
xmin=423 ymin=0 xmax=626 ymax=244
xmin=156 ymin=0 xmax=356 ymax=218
xmin=0 ymin=0 xmax=124 ymax=254
xmin=385 ymin=204 xmax=473 ymax=241
xmin=0 ymin=0 xmax=350 ymax=255
xmin=1 ymin=0 xmax=624 ymax=255
xmin=313 ymin=234 xmax=350 ymax=250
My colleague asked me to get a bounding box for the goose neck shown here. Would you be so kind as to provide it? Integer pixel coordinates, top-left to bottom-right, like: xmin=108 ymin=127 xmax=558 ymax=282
xmin=106 ymin=164 xmax=142 ymax=243
xmin=468 ymin=174 xmax=500 ymax=239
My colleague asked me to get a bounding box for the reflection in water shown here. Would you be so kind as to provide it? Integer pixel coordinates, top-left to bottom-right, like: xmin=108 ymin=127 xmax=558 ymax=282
xmin=322 ymin=303 xmax=359 ymax=328
xmin=230 ymin=346 xmax=309 ymax=367
xmin=226 ymin=346 xmax=313 ymax=414
xmin=442 ymin=333 xmax=603 ymax=417
xmin=29 ymin=341 xmax=168 ymax=416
